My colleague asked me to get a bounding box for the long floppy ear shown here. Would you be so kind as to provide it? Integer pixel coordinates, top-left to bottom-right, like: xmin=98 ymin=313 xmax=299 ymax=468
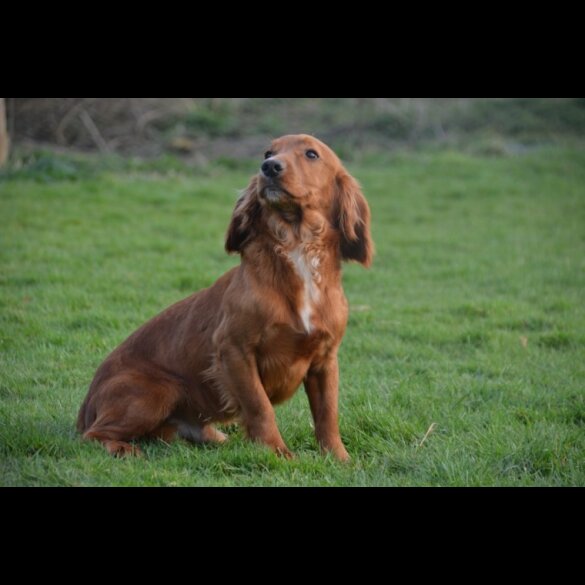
xmin=225 ymin=177 xmax=262 ymax=254
xmin=335 ymin=172 xmax=374 ymax=267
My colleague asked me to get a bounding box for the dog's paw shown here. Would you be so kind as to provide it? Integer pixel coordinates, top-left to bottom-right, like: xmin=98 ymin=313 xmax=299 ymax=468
xmin=276 ymin=446 xmax=295 ymax=460
xmin=204 ymin=426 xmax=229 ymax=445
xmin=105 ymin=441 xmax=143 ymax=458
xmin=334 ymin=449 xmax=351 ymax=464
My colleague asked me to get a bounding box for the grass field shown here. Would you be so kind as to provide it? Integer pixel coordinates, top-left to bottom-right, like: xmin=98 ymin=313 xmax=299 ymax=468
xmin=1 ymin=147 xmax=584 ymax=486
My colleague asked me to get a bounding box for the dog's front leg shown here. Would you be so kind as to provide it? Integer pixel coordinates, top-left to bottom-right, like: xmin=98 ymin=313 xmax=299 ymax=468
xmin=305 ymin=355 xmax=350 ymax=462
xmin=219 ymin=345 xmax=293 ymax=459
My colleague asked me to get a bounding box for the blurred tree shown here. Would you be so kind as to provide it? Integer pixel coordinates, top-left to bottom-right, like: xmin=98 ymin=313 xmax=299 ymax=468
xmin=0 ymin=98 xmax=9 ymax=166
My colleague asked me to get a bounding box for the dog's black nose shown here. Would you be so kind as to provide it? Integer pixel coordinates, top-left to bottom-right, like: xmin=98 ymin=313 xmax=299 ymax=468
xmin=262 ymin=159 xmax=285 ymax=178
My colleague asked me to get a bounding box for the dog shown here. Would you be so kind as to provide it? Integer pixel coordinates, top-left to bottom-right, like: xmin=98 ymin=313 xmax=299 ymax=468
xmin=77 ymin=135 xmax=373 ymax=461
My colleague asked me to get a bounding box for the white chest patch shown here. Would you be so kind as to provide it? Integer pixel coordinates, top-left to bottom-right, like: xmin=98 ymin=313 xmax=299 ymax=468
xmin=287 ymin=248 xmax=321 ymax=334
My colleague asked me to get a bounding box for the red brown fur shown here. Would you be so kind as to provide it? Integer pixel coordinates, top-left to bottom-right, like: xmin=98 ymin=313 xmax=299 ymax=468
xmin=77 ymin=135 xmax=373 ymax=461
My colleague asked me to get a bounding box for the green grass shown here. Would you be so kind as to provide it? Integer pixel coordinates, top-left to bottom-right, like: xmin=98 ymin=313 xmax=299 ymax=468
xmin=1 ymin=148 xmax=584 ymax=486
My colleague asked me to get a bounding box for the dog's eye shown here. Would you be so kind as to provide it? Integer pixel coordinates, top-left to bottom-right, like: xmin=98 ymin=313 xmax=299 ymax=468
xmin=264 ymin=151 xmax=274 ymax=160
xmin=306 ymin=150 xmax=320 ymax=160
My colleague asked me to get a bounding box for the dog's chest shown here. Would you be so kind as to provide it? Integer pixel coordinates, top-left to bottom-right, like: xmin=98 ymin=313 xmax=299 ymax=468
xmin=286 ymin=247 xmax=322 ymax=334
xmin=258 ymin=325 xmax=329 ymax=405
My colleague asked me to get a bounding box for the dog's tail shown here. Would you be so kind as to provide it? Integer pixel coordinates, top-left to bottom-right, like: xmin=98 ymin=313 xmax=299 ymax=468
xmin=77 ymin=396 xmax=96 ymax=434
xmin=77 ymin=372 xmax=105 ymax=433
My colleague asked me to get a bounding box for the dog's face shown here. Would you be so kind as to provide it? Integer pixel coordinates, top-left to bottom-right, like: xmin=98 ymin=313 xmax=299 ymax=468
xmin=258 ymin=135 xmax=342 ymax=211
xmin=227 ymin=135 xmax=373 ymax=267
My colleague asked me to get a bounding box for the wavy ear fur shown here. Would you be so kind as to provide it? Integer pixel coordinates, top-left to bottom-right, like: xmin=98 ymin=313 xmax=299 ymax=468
xmin=336 ymin=173 xmax=374 ymax=267
xmin=226 ymin=177 xmax=261 ymax=254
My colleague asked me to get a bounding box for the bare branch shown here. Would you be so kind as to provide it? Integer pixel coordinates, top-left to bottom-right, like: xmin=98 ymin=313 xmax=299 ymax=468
xmin=56 ymin=99 xmax=86 ymax=145
xmin=79 ymin=109 xmax=110 ymax=153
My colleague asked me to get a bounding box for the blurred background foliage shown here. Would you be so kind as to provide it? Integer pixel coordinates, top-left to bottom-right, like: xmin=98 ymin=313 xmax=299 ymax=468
xmin=5 ymin=98 xmax=585 ymax=166
xmin=2 ymin=98 xmax=584 ymax=183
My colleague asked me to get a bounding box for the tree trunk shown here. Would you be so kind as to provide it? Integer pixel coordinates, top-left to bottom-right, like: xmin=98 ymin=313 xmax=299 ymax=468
xmin=0 ymin=98 xmax=9 ymax=167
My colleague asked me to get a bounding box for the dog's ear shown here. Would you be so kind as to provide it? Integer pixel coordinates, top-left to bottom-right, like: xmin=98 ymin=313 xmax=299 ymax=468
xmin=226 ymin=177 xmax=262 ymax=254
xmin=335 ymin=172 xmax=374 ymax=267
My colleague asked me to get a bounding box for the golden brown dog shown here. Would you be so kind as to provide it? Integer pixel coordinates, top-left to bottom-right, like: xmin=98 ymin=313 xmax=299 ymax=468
xmin=77 ymin=135 xmax=373 ymax=461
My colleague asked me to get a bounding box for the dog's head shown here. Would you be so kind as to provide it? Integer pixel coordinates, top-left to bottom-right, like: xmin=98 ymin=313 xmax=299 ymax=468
xmin=226 ymin=135 xmax=373 ymax=267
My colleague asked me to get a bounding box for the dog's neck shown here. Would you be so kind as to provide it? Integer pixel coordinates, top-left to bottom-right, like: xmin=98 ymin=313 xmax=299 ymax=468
xmin=265 ymin=206 xmax=326 ymax=250
xmin=265 ymin=208 xmax=334 ymax=334
xmin=243 ymin=207 xmax=340 ymax=284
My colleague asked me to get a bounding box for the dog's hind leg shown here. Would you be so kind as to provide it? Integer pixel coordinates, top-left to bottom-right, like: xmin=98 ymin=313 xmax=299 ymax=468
xmin=81 ymin=371 xmax=182 ymax=457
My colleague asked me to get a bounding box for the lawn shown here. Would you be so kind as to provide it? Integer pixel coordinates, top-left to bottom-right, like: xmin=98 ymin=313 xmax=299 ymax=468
xmin=1 ymin=148 xmax=584 ymax=487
